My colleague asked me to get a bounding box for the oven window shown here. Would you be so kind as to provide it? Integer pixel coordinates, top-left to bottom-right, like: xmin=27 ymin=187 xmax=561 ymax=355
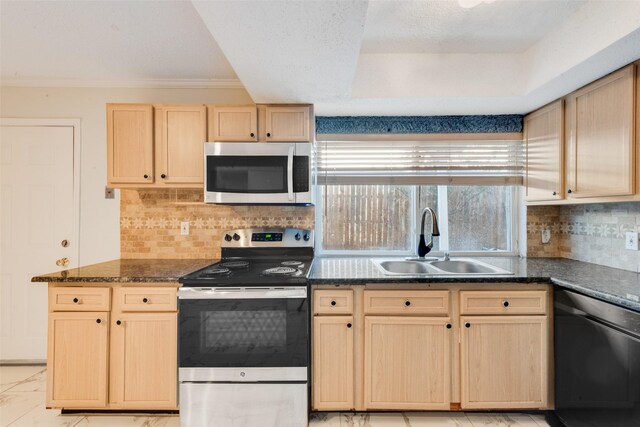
xmin=202 ymin=310 xmax=287 ymax=349
xmin=207 ymin=156 xmax=288 ymax=194
xmin=179 ymin=298 xmax=308 ymax=368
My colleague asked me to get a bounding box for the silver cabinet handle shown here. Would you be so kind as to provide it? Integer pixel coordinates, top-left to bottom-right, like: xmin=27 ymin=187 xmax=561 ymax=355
xmin=287 ymin=146 xmax=294 ymax=202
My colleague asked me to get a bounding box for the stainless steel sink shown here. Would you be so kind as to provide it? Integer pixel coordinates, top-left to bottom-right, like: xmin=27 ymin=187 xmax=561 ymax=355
xmin=430 ymin=260 xmax=502 ymax=274
xmin=375 ymin=260 xmax=442 ymax=275
xmin=372 ymin=258 xmax=512 ymax=276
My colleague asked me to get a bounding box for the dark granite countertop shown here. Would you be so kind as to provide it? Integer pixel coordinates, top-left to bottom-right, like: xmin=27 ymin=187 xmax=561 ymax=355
xmin=309 ymin=256 xmax=640 ymax=313
xmin=32 ymin=258 xmax=216 ymax=284
xmin=32 ymin=256 xmax=640 ymax=312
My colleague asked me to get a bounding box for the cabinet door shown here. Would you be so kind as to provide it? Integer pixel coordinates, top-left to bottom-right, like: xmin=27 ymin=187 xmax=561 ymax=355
xmin=47 ymin=312 xmax=109 ymax=408
xmin=566 ymin=65 xmax=635 ymax=198
xmin=364 ymin=316 xmax=451 ymax=410
xmin=209 ymin=105 xmax=257 ymax=141
xmin=265 ymin=106 xmax=310 ymax=142
xmin=156 ymin=105 xmax=206 ymax=185
xmin=106 ymin=104 xmax=154 ymax=185
xmin=524 ymin=100 xmax=564 ymax=202
xmin=461 ymin=316 xmax=548 ymax=409
xmin=110 ymin=312 xmax=178 ymax=409
xmin=312 ymin=316 xmax=354 ymax=410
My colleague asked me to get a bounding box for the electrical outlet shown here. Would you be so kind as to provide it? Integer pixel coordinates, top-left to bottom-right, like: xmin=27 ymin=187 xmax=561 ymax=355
xmin=541 ymin=229 xmax=551 ymax=244
xmin=180 ymin=221 xmax=190 ymax=236
xmin=625 ymin=232 xmax=638 ymax=250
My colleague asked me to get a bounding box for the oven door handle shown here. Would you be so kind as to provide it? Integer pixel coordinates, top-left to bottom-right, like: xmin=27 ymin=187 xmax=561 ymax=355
xmin=287 ymin=145 xmax=294 ymax=202
xmin=178 ymin=286 xmax=307 ymax=300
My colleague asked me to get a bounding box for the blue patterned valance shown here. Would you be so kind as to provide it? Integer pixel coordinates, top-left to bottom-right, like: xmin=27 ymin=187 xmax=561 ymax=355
xmin=316 ymin=115 xmax=523 ymax=134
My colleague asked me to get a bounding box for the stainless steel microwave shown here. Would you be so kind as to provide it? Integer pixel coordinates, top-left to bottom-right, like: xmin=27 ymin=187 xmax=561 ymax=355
xmin=204 ymin=142 xmax=312 ymax=204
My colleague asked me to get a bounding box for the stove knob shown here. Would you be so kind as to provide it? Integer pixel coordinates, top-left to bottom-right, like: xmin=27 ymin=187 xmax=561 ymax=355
xmin=233 ymin=233 xmax=241 ymax=241
xmin=224 ymin=234 xmax=232 ymax=242
xmin=303 ymin=233 xmax=310 ymax=241
xmin=294 ymin=233 xmax=301 ymax=241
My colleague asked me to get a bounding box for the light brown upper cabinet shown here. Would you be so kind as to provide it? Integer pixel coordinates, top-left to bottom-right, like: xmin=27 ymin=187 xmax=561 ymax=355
xmin=107 ymin=103 xmax=206 ymax=188
xmin=107 ymin=104 xmax=154 ymax=185
xmin=524 ymin=100 xmax=564 ymax=202
xmin=264 ymin=106 xmax=311 ymax=142
xmin=107 ymin=103 xmax=313 ymax=187
xmin=565 ymin=64 xmax=636 ymax=199
xmin=155 ymin=105 xmax=207 ymax=185
xmin=208 ymin=105 xmax=258 ymax=142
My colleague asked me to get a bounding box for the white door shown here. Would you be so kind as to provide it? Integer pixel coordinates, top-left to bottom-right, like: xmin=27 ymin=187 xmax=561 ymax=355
xmin=0 ymin=123 xmax=79 ymax=361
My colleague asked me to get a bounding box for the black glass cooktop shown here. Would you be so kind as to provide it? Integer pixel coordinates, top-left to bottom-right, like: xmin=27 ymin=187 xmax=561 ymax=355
xmin=179 ymin=257 xmax=313 ymax=287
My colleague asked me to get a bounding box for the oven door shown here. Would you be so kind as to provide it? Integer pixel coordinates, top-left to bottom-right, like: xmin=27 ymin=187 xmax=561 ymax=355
xmin=204 ymin=142 xmax=311 ymax=204
xmin=178 ymin=287 xmax=308 ymax=381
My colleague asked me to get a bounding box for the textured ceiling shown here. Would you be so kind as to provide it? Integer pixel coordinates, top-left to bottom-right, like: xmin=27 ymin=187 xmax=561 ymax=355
xmin=2 ymin=0 xmax=640 ymax=116
xmin=0 ymin=1 xmax=237 ymax=83
xmin=191 ymin=0 xmax=368 ymax=102
xmin=362 ymin=0 xmax=587 ymax=54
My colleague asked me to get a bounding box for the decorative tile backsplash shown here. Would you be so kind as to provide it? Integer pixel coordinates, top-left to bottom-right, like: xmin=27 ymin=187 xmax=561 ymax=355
xmin=527 ymin=203 xmax=640 ymax=272
xmin=120 ymin=189 xmax=314 ymax=259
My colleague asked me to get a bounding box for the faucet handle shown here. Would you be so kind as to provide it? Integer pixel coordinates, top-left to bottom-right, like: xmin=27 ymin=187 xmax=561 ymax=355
xmin=443 ymin=252 xmax=451 ymax=261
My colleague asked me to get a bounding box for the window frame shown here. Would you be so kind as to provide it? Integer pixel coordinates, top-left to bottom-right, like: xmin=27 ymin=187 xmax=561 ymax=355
xmin=314 ymin=184 xmax=520 ymax=257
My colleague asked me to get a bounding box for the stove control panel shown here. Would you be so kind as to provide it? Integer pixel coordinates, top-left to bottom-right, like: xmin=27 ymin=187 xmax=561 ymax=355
xmin=221 ymin=228 xmax=314 ymax=248
xmin=252 ymin=232 xmax=283 ymax=242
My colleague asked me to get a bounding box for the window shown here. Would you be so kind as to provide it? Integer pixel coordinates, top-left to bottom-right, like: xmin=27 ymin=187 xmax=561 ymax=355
xmin=314 ymin=136 xmax=523 ymax=255
xmin=320 ymin=185 xmax=413 ymax=251
xmin=317 ymin=184 xmax=517 ymax=255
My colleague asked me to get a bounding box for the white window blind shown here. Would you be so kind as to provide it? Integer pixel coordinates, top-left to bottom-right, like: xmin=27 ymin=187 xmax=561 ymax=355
xmin=315 ymin=137 xmax=524 ymax=185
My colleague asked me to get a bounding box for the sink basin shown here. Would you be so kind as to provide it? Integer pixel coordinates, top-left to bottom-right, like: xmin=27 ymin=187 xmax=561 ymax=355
xmin=430 ymin=260 xmax=501 ymax=274
xmin=372 ymin=258 xmax=512 ymax=276
xmin=376 ymin=260 xmax=441 ymax=275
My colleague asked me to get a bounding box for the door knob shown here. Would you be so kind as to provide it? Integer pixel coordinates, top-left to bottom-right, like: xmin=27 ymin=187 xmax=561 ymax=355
xmin=56 ymin=257 xmax=70 ymax=267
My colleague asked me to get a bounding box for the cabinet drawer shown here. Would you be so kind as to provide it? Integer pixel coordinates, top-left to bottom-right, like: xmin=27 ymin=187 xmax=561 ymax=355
xmin=49 ymin=287 xmax=111 ymax=312
xmin=460 ymin=290 xmax=547 ymax=315
xmin=364 ymin=290 xmax=449 ymax=316
xmin=114 ymin=287 xmax=177 ymax=312
xmin=314 ymin=290 xmax=353 ymax=315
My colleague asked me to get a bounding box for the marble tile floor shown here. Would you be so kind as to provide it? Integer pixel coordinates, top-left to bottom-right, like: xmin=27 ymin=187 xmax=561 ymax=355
xmin=1 ymin=366 xmax=549 ymax=427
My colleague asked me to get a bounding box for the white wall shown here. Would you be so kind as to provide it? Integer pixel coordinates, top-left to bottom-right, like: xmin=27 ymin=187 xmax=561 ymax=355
xmin=0 ymin=86 xmax=253 ymax=266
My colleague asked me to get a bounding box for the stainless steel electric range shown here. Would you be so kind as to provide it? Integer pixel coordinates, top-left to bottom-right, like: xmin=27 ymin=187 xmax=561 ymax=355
xmin=177 ymin=228 xmax=313 ymax=427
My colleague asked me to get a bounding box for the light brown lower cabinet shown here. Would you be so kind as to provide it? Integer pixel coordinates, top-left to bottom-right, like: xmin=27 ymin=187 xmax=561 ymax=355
xmin=312 ymin=316 xmax=354 ymax=410
xmin=47 ymin=312 xmax=109 ymax=408
xmin=460 ymin=315 xmax=548 ymax=409
xmin=312 ymin=286 xmax=552 ymax=412
xmin=364 ymin=316 xmax=451 ymax=410
xmin=109 ymin=312 xmax=177 ymax=409
xmin=47 ymin=285 xmax=178 ymax=410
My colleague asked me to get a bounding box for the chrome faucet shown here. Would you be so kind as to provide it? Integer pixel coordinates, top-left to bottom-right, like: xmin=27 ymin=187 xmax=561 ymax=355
xmin=418 ymin=207 xmax=440 ymax=258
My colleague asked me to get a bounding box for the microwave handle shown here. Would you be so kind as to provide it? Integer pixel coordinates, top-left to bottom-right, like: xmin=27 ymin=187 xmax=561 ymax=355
xmin=287 ymin=146 xmax=294 ymax=201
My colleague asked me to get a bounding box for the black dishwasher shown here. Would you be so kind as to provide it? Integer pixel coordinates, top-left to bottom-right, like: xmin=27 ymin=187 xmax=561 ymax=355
xmin=554 ymin=289 xmax=640 ymax=426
